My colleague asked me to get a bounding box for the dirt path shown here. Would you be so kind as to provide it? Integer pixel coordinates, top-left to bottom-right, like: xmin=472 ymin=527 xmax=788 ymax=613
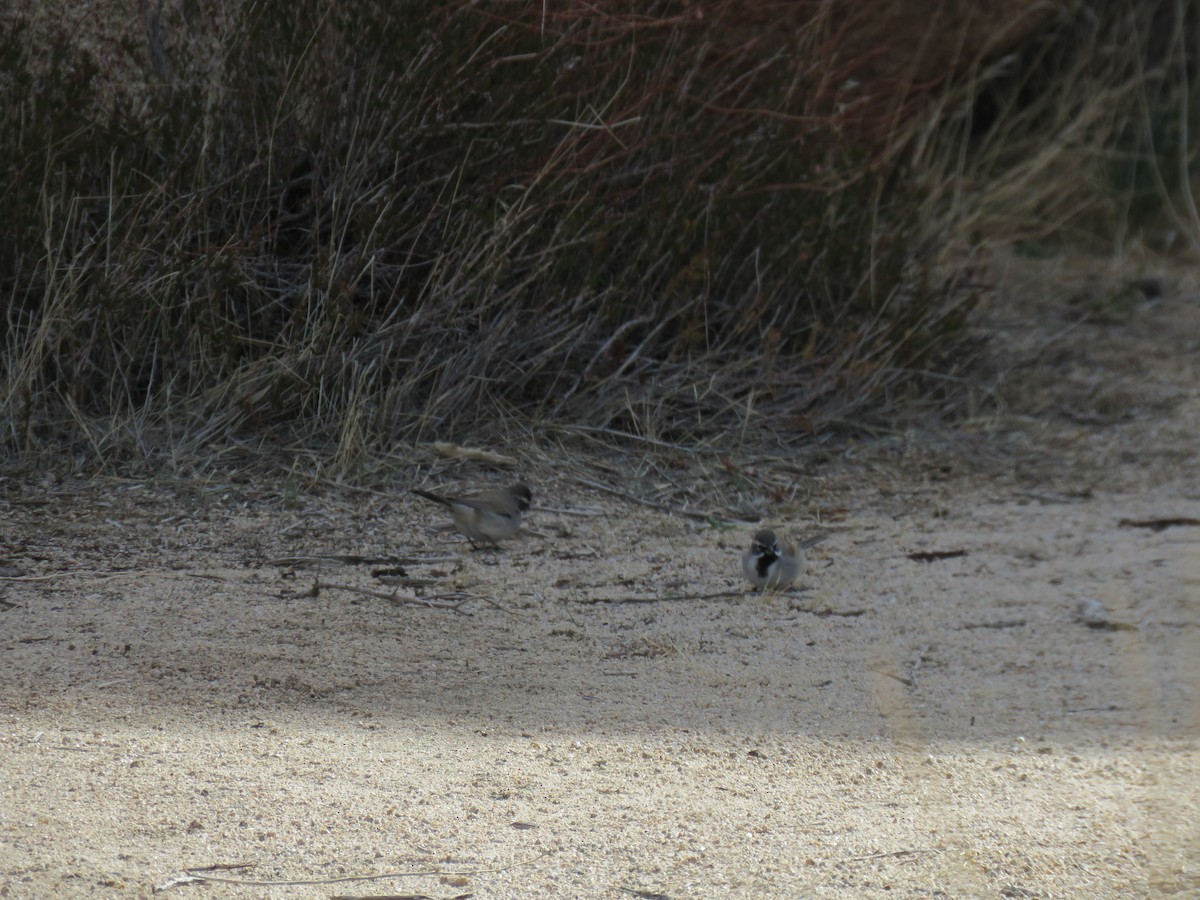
xmin=2 ymin=255 xmax=1198 ymax=897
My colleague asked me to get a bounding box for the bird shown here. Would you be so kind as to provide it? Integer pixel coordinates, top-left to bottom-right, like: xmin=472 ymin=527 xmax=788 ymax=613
xmin=411 ymin=483 xmax=532 ymax=547
xmin=741 ymin=528 xmax=814 ymax=590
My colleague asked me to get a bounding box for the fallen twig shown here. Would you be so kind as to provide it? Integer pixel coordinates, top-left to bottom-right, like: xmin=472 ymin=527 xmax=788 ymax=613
xmin=432 ymin=440 xmax=518 ymax=466
xmin=569 ymin=590 xmax=746 ymax=605
xmin=620 ymin=887 xmax=672 ymax=900
xmin=1118 ymin=516 xmax=1200 ymax=532
xmin=571 ymin=475 xmax=723 ymax=522
xmin=535 ymin=503 xmax=608 ymax=518
xmin=160 ymin=849 xmax=553 ymax=890
xmin=789 ymin=603 xmax=866 ymax=617
xmin=836 ymin=847 xmax=943 ymax=863
xmin=312 ymin=579 xmax=469 ymax=611
xmin=268 ymin=554 xmax=456 ymax=568
xmin=869 ymin=667 xmax=913 ymax=687
xmin=959 ymin=619 xmax=1026 ymax=630
xmin=907 ymin=549 xmax=968 ymax=563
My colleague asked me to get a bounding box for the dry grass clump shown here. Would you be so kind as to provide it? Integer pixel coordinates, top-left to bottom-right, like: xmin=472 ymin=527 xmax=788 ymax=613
xmin=905 ymin=0 xmax=1200 ymax=257
xmin=0 ymin=1 xmax=1194 ymax=474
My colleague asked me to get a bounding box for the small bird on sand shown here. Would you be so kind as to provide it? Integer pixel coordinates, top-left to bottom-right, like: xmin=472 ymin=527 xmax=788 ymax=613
xmin=741 ymin=528 xmax=817 ymax=590
xmin=412 ymin=483 xmax=532 ymax=547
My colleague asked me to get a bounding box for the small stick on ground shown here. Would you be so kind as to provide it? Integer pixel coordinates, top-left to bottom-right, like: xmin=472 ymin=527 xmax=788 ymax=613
xmin=312 ymin=579 xmax=470 ymax=611
xmin=571 ymin=475 xmax=723 ymax=522
xmin=268 ymin=554 xmax=457 ymax=568
xmin=570 ymin=590 xmax=746 ymax=605
xmin=167 ymin=849 xmax=553 ymax=889
xmin=869 ymin=667 xmax=914 ymax=687
xmin=836 ymin=847 xmax=944 ymax=862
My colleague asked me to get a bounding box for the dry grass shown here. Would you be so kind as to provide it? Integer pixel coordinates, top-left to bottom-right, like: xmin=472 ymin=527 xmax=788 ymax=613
xmin=0 ymin=1 xmax=1196 ymax=478
xmin=904 ymin=0 xmax=1200 ymax=256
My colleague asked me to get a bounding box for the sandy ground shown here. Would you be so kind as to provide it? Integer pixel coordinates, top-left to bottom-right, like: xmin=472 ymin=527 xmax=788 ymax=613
xmin=2 ymin=256 xmax=1199 ymax=898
